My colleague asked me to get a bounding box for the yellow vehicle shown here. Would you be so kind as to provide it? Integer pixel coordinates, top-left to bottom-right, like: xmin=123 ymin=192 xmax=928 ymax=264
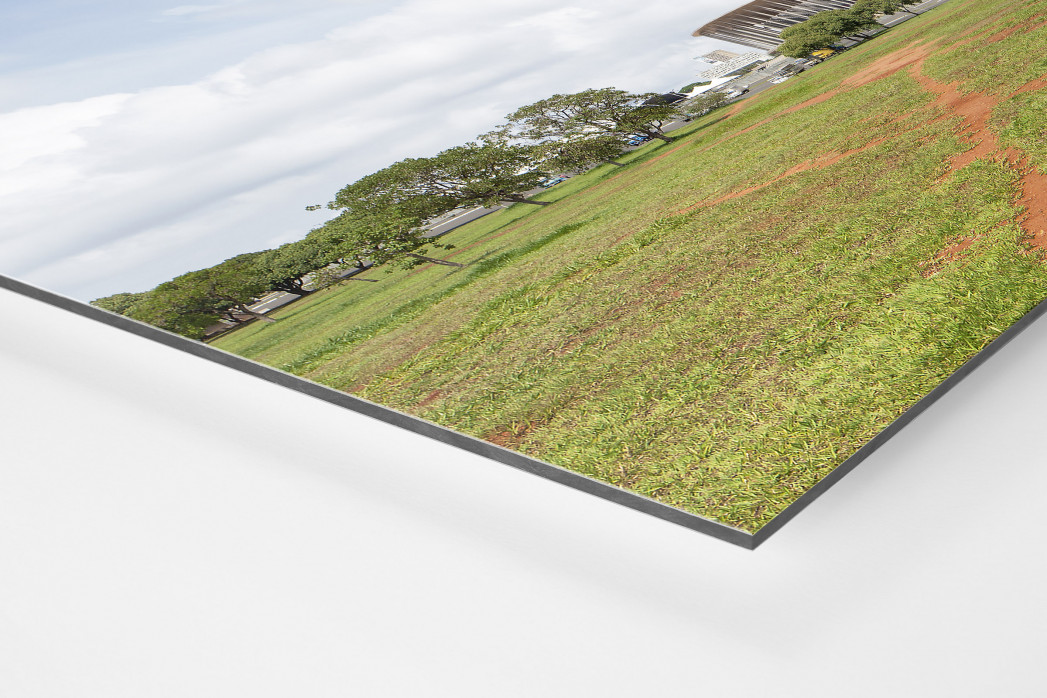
xmin=810 ymin=49 xmax=837 ymax=59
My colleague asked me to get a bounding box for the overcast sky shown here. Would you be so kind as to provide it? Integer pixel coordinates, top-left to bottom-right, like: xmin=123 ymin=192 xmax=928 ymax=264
xmin=0 ymin=0 xmax=742 ymax=301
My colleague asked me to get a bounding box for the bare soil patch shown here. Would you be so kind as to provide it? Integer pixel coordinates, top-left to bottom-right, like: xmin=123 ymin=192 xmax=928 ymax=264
xmin=843 ymin=41 xmax=938 ymax=88
xmin=982 ymin=16 xmax=1047 ymax=44
xmin=1015 ymin=158 xmax=1047 ymax=251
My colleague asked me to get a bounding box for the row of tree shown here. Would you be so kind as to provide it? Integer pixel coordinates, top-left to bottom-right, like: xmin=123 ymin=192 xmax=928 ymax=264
xmin=93 ymin=1 xmax=926 ymax=340
xmin=94 ymin=87 xmax=729 ymax=339
xmin=776 ymin=0 xmax=921 ymax=58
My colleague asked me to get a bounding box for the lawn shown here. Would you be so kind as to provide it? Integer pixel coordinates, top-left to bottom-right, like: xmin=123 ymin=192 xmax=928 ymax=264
xmin=215 ymin=0 xmax=1047 ymax=532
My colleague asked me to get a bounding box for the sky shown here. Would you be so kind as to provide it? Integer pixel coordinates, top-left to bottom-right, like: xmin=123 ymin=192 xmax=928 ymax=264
xmin=0 ymin=0 xmax=743 ymax=301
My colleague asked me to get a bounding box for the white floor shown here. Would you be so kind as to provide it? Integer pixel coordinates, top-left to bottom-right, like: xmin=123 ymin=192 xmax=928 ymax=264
xmin=2 ymin=286 xmax=1045 ymax=697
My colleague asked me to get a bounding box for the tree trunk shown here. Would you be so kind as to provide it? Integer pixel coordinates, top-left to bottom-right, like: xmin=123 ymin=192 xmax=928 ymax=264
xmin=234 ymin=305 xmax=278 ymax=323
xmin=274 ymin=283 xmax=312 ymax=296
xmin=404 ymin=252 xmax=464 ymax=267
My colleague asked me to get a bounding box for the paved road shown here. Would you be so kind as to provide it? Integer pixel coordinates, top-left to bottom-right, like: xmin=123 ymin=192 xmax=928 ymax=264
xmin=424 ymin=206 xmax=500 ymax=238
xmin=244 ymin=0 xmax=956 ymax=322
xmin=880 ymin=0 xmax=951 ymax=27
xmin=718 ymin=0 xmax=953 ymax=108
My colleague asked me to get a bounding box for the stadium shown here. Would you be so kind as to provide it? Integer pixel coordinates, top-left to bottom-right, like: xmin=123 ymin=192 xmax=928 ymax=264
xmin=694 ymin=0 xmax=860 ymax=51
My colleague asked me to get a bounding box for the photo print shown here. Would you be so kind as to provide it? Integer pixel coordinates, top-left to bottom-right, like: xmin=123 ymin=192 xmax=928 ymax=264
xmin=3 ymin=0 xmax=1046 ymax=547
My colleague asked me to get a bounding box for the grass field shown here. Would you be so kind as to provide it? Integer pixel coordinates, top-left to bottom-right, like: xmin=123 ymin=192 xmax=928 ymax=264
xmin=214 ymin=0 xmax=1047 ymax=532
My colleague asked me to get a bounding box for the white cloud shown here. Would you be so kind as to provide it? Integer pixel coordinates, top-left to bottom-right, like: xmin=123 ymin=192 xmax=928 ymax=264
xmin=162 ymin=4 xmax=227 ymax=16
xmin=0 ymin=0 xmax=741 ymax=301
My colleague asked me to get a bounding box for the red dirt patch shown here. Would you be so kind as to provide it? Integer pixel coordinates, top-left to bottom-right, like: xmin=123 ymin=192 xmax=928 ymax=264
xmin=671 ymin=137 xmax=890 ymax=216
xmin=1012 ymin=76 xmax=1047 ymax=96
xmin=1016 ymin=159 xmax=1047 ymax=252
xmin=782 ymin=88 xmax=843 ymax=114
xmin=918 ymin=235 xmax=984 ymax=277
xmin=668 ymin=53 xmax=1047 ymax=268
xmin=416 ymin=389 xmax=446 ymax=409
xmin=982 ymin=16 xmax=1047 ymax=45
xmin=918 ymin=77 xmax=1004 ymax=174
xmin=485 ymin=418 xmax=546 ymax=449
xmin=646 ymin=142 xmax=688 ymax=164
xmin=843 ymin=41 xmax=938 ymax=88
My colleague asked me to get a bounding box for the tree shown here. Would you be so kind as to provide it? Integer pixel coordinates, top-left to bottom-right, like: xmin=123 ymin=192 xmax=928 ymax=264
xmin=776 ymin=7 xmax=881 ymax=56
xmin=326 ymin=157 xmax=452 ymax=221
xmin=254 ymin=238 xmax=337 ymax=296
xmin=499 ymin=88 xmax=682 ymax=147
xmin=776 ymin=30 xmax=840 ymax=58
xmin=329 ymin=141 xmax=551 ymax=219
xmin=802 ymin=9 xmax=879 ymax=39
xmin=309 ymin=209 xmax=464 ymax=271
xmin=534 ymin=135 xmax=628 ymax=170
xmin=90 ymin=291 xmax=148 ymax=316
xmin=852 ymin=0 xmax=921 ymax=17
xmin=678 ymin=91 xmax=730 ymax=119
xmin=422 ymin=141 xmax=551 ymax=207
xmin=128 ymin=253 xmax=278 ymax=339
xmin=679 ymin=81 xmax=711 ymax=93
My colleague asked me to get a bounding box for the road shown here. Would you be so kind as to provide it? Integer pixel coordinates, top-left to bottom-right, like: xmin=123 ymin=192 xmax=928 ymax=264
xmin=716 ymin=0 xmax=953 ymax=108
xmin=424 ymin=205 xmax=501 ymax=238
xmin=880 ymin=0 xmax=951 ymax=27
xmin=245 ymin=0 xmax=954 ymax=322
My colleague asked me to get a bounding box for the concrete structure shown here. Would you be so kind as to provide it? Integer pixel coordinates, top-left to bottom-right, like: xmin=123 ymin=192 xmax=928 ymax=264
xmin=699 ymin=49 xmax=742 ymax=63
xmin=697 ymin=51 xmax=770 ymax=79
xmin=693 ymin=0 xmax=859 ymax=52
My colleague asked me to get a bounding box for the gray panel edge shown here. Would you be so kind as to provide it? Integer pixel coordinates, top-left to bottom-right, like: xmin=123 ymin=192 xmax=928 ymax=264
xmin=0 ymin=274 xmax=756 ymax=549
xmin=9 ymin=272 xmax=1044 ymax=551
xmin=749 ymin=293 xmax=1047 ymax=548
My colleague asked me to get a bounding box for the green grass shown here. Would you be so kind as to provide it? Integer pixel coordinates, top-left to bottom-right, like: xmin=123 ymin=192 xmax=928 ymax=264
xmin=215 ymin=0 xmax=1047 ymax=532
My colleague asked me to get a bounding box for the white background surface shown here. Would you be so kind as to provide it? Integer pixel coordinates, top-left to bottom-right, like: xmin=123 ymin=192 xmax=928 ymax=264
xmin=2 ymin=285 xmax=1045 ymax=697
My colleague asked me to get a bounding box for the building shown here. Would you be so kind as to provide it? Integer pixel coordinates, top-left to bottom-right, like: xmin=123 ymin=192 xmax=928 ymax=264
xmin=693 ymin=0 xmax=860 ymax=52
xmin=699 ymin=49 xmax=742 ymax=63
xmin=697 ymin=51 xmax=771 ymax=80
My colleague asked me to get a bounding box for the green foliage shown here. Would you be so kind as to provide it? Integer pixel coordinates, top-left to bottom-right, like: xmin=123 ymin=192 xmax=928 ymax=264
xmin=331 ymin=141 xmax=550 ymax=219
xmin=498 ymin=87 xmax=681 ymax=147
xmin=679 ymin=81 xmax=711 ymax=93
xmin=254 ymin=238 xmax=337 ymax=295
xmin=128 ymin=253 xmax=275 ymax=338
xmin=776 ymin=32 xmax=839 ymax=58
xmin=534 ymin=136 xmax=627 ymax=170
xmin=678 ymin=91 xmax=729 ymax=118
xmin=308 ymin=209 xmax=459 ymax=271
xmin=90 ymin=291 xmax=147 ymax=316
xmin=776 ymin=4 xmax=884 ymax=57
xmin=215 ymin=0 xmax=1047 ymax=532
xmin=852 ymin=0 xmax=921 ymax=16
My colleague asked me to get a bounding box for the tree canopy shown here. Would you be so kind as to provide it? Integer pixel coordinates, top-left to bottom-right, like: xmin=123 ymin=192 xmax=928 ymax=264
xmin=533 ymin=135 xmax=629 ymax=170
xmin=94 ymin=83 xmax=708 ymax=338
xmin=330 ymin=141 xmax=551 ymax=220
xmin=678 ymin=91 xmax=730 ymax=119
xmin=776 ymin=5 xmax=883 ymax=57
xmin=852 ymin=0 xmax=921 ymax=16
xmin=254 ymin=238 xmax=337 ymax=296
xmin=91 ymin=291 xmax=148 ymax=316
xmin=126 ymin=253 xmax=277 ymax=339
xmin=309 ymin=210 xmax=462 ymax=271
xmin=499 ymin=88 xmax=682 ymax=146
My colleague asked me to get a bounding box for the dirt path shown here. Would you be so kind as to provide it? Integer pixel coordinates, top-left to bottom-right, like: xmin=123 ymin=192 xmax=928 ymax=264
xmin=667 ymin=38 xmax=1047 ymax=256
